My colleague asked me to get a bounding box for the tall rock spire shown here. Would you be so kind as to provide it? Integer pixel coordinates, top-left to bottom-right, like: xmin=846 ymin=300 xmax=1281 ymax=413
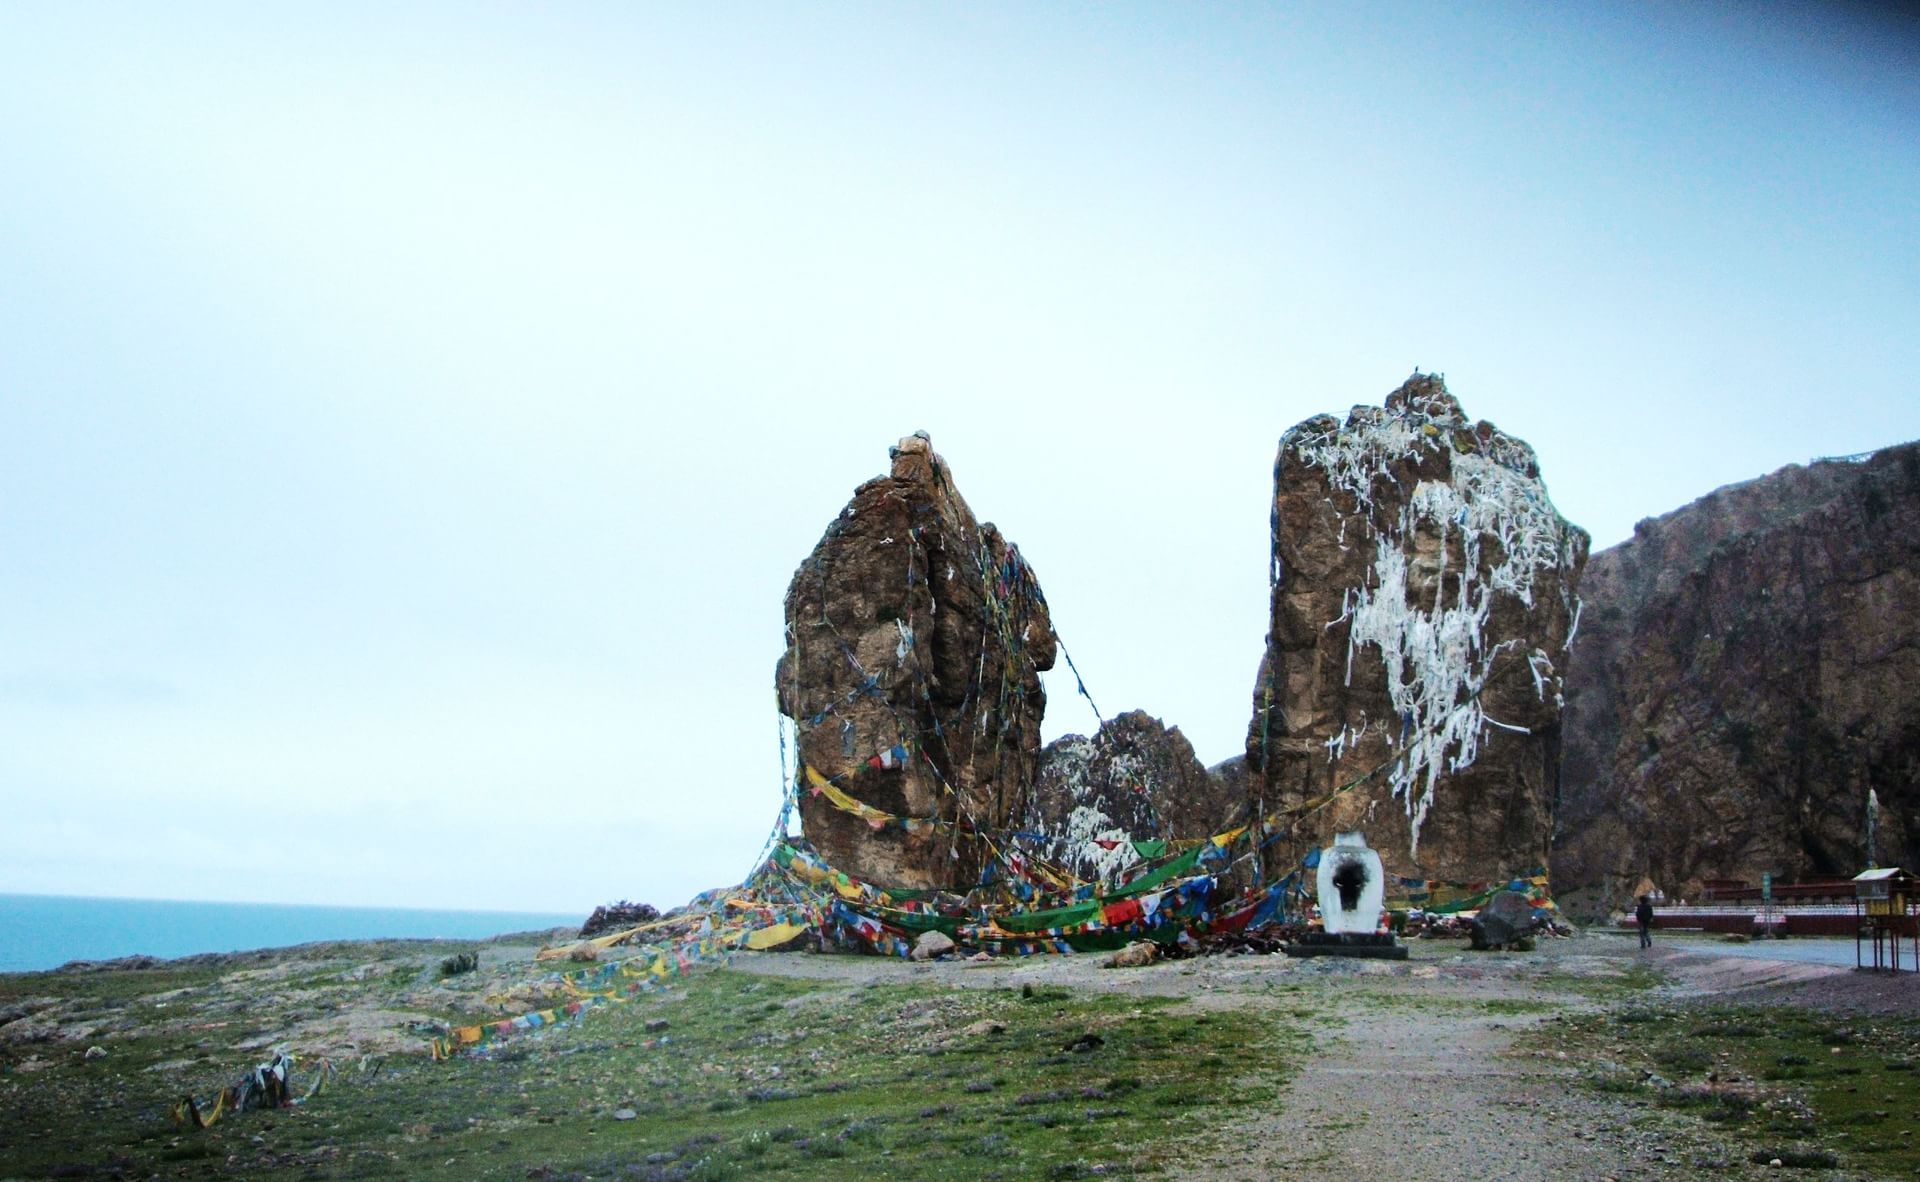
xmin=776 ymin=433 xmax=1056 ymax=889
xmin=1247 ymin=374 xmax=1589 ymax=880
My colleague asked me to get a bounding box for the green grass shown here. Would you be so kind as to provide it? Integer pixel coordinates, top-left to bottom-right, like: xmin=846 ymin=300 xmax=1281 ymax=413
xmin=0 ymin=962 xmax=230 ymax=1007
xmin=1536 ymin=959 xmax=1665 ymax=1002
xmin=1475 ymin=997 xmax=1556 ymax=1016
xmin=1558 ymin=1001 xmax=1920 ymax=1174
xmin=0 ymin=961 xmax=1311 ymax=1180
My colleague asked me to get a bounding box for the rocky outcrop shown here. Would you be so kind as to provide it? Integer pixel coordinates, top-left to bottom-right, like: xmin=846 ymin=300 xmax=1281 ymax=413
xmin=1025 ymin=711 xmax=1245 ymax=887
xmin=776 ymin=433 xmax=1057 ymax=889
xmin=1556 ymin=443 xmax=1920 ymax=904
xmin=1206 ymin=755 xmax=1252 ymax=819
xmin=579 ymin=901 xmax=659 ymax=939
xmin=1245 ymin=375 xmax=1588 ymax=882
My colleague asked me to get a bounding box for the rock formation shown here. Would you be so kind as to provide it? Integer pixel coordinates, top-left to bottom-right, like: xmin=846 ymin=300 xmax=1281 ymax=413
xmin=1556 ymin=442 xmax=1920 ymax=904
xmin=578 ymin=901 xmax=659 ymax=939
xmin=1206 ymin=755 xmax=1253 ymax=822
xmin=1024 ymin=711 xmax=1246 ymax=887
xmin=1245 ymin=375 xmax=1589 ymax=882
xmin=776 ymin=433 xmax=1057 ymax=889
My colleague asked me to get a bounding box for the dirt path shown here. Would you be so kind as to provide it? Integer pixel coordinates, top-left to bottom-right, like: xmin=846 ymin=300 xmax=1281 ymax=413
xmin=1186 ymin=938 xmax=1890 ymax=1182
xmin=1192 ymin=996 xmax=1649 ymax=1182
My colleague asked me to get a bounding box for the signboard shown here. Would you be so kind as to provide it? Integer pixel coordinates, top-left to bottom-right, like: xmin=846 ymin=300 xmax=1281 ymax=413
xmin=1761 ymin=872 xmax=1772 ymax=904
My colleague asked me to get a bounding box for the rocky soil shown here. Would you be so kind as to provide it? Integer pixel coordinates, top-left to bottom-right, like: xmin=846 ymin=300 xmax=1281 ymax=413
xmin=0 ymin=933 xmax=574 ymax=1063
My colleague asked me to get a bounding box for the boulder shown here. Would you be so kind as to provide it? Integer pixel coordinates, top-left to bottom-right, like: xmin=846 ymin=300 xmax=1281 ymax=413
xmin=910 ymin=931 xmax=957 ymax=961
xmin=1246 ymin=375 xmax=1588 ymax=883
xmin=1467 ymin=889 xmax=1540 ymax=950
xmin=1103 ymin=941 xmax=1158 ymax=968
xmin=1556 ymin=442 xmax=1920 ymax=902
xmin=777 ymin=433 xmax=1057 ymax=889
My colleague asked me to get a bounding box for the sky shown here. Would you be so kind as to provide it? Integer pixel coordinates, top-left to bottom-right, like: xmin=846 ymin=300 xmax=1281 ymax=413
xmin=2 ymin=2 xmax=1915 ymax=915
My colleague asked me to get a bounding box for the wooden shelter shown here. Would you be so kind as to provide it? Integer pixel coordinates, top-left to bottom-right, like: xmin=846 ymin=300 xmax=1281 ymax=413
xmin=1853 ymin=868 xmax=1917 ymax=972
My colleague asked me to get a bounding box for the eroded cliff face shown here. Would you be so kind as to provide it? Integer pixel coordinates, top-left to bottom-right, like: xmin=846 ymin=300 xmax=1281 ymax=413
xmin=776 ymin=433 xmax=1057 ymax=890
xmin=1246 ymin=375 xmax=1589 ymax=881
xmin=1556 ymin=443 xmax=1920 ymax=903
xmin=1025 ymin=711 xmax=1245 ymax=887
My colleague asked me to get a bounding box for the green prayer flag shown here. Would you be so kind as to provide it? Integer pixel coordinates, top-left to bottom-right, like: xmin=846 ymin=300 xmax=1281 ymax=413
xmin=1106 ymin=844 xmax=1205 ymax=899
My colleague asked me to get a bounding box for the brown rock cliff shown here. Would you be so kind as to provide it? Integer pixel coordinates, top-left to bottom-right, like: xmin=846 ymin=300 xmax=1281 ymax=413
xmin=1246 ymin=375 xmax=1589 ymax=881
xmin=1556 ymin=442 xmax=1920 ymax=904
xmin=776 ymin=433 xmax=1057 ymax=889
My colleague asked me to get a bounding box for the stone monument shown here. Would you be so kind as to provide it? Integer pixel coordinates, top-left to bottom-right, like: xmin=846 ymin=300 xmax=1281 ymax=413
xmin=1285 ymin=831 xmax=1407 ymax=959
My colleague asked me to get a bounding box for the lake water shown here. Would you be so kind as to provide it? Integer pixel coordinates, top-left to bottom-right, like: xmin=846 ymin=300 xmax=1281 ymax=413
xmin=0 ymin=893 xmax=584 ymax=973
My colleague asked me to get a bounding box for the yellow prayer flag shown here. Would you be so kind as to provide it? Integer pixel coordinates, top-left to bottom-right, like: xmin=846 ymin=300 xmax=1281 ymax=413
xmin=744 ymin=922 xmax=810 ymax=950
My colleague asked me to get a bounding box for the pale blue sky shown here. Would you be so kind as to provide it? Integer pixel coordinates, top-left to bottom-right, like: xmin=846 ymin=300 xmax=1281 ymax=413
xmin=3 ymin=3 xmax=1915 ymax=912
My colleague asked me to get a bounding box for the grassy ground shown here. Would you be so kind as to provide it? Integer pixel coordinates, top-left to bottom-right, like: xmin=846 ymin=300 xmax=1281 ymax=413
xmin=1557 ymin=994 xmax=1920 ymax=1174
xmin=1 ymin=959 xmax=1314 ymax=1181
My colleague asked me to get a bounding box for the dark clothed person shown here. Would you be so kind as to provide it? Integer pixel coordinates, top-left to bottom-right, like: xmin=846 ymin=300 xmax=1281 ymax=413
xmin=1635 ymin=895 xmax=1655 ymax=949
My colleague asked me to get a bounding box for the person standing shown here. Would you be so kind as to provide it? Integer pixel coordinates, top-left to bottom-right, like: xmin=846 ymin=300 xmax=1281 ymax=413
xmin=1635 ymin=894 xmax=1655 ymax=949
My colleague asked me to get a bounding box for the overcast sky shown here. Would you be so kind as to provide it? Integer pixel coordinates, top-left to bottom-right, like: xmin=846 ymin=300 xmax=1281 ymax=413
xmin=3 ymin=3 xmax=1915 ymax=914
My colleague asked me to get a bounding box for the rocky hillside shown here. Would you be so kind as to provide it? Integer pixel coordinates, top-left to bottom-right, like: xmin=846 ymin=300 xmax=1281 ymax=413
xmin=1244 ymin=375 xmax=1589 ymax=882
xmin=1556 ymin=442 xmax=1920 ymax=904
xmin=1024 ymin=710 xmax=1246 ymax=887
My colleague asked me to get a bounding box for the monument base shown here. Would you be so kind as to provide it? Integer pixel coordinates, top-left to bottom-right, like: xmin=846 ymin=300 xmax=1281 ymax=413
xmin=1282 ymin=932 xmax=1409 ymax=960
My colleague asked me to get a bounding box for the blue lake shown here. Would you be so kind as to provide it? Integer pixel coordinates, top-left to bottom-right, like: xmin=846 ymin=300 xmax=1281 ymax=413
xmin=0 ymin=893 xmax=584 ymax=973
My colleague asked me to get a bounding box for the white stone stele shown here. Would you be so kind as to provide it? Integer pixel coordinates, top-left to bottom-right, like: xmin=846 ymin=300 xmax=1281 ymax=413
xmin=1316 ymin=830 xmax=1386 ymax=935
